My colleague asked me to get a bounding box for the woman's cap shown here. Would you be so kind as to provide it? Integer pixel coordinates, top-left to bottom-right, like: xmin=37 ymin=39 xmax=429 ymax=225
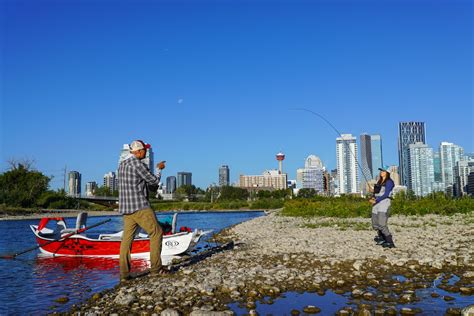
xmin=378 ymin=165 xmax=391 ymax=173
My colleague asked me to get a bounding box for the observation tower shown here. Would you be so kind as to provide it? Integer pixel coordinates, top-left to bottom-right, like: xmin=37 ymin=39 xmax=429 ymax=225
xmin=276 ymin=152 xmax=285 ymax=174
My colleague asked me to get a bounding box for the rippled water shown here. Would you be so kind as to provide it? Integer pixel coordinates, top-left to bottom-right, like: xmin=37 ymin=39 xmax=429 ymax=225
xmin=0 ymin=211 xmax=264 ymax=315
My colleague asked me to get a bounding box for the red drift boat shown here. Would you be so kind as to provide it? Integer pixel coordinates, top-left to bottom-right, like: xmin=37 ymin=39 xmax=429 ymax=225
xmin=30 ymin=212 xmax=210 ymax=259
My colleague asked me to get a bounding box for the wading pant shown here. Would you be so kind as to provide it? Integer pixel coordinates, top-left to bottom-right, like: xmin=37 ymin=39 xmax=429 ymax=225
xmin=120 ymin=208 xmax=163 ymax=278
xmin=371 ymin=210 xmax=391 ymax=237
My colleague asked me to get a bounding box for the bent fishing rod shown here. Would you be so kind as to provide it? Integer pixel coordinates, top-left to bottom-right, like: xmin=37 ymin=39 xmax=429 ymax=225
xmin=291 ymin=108 xmax=372 ymax=188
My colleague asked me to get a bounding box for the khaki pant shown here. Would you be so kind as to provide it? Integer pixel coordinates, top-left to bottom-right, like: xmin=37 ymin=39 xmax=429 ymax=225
xmin=120 ymin=208 xmax=163 ymax=277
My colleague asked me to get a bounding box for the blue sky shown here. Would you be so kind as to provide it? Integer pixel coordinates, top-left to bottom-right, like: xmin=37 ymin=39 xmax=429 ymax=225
xmin=1 ymin=0 xmax=472 ymax=190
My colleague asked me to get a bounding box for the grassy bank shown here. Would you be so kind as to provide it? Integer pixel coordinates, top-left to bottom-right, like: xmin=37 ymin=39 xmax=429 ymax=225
xmin=282 ymin=194 xmax=474 ymax=218
xmin=151 ymin=198 xmax=284 ymax=211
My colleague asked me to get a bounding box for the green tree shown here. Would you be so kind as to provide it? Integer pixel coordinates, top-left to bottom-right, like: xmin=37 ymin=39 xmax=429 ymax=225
xmin=297 ymin=188 xmax=318 ymax=199
xmin=176 ymin=185 xmax=198 ymax=196
xmin=94 ymin=185 xmax=118 ymax=197
xmin=0 ymin=163 xmax=50 ymax=207
xmin=219 ymin=186 xmax=249 ymax=201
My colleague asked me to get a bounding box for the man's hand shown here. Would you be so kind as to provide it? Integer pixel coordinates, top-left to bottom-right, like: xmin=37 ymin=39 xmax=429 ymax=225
xmin=157 ymin=161 xmax=166 ymax=170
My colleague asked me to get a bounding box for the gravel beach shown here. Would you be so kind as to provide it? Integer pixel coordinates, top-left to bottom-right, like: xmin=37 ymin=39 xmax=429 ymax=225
xmin=70 ymin=211 xmax=474 ymax=315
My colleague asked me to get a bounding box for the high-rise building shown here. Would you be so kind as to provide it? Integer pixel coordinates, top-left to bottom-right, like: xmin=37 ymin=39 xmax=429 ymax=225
xmin=360 ymin=134 xmax=373 ymax=182
xmin=336 ymin=134 xmax=359 ymax=194
xmin=454 ymin=160 xmax=474 ymax=197
xmin=467 ymin=172 xmax=474 ymax=196
xmin=104 ymin=172 xmax=118 ymax=193
xmin=166 ymin=176 xmax=177 ymax=194
xmin=85 ymin=181 xmax=97 ymax=197
xmin=388 ymin=166 xmax=400 ymax=186
xmin=371 ymin=135 xmax=383 ymax=177
xmin=219 ymin=165 xmax=230 ymax=186
xmin=177 ymin=172 xmax=192 ymax=188
xmin=68 ymin=171 xmax=81 ymax=197
xmin=440 ymin=142 xmax=464 ymax=190
xmin=239 ymin=170 xmax=288 ymax=190
xmin=398 ymin=122 xmax=426 ymax=189
xmin=433 ymin=152 xmax=442 ymax=183
xmin=119 ymin=143 xmax=154 ymax=173
xmin=360 ymin=133 xmax=383 ymax=191
xmin=408 ymin=142 xmax=434 ymax=197
xmin=305 ymin=155 xmax=323 ymax=169
xmin=297 ymin=155 xmax=326 ymax=193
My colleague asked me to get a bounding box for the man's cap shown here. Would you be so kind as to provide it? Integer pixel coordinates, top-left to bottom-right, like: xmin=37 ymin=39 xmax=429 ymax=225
xmin=129 ymin=140 xmax=151 ymax=152
xmin=378 ymin=165 xmax=391 ymax=173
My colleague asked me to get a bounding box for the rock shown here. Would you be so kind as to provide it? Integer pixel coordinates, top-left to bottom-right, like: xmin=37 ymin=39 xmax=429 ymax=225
xmin=91 ymin=293 xmax=102 ymax=301
xmin=362 ymin=292 xmax=374 ymax=301
xmin=444 ymin=296 xmax=455 ymax=301
xmin=140 ymin=295 xmax=154 ymax=302
xmin=462 ymin=305 xmax=474 ymax=316
xmin=399 ymin=293 xmax=416 ymax=303
xmin=290 ymin=309 xmax=300 ymax=316
xmin=351 ymin=289 xmax=363 ymax=298
xmin=336 ymin=280 xmax=345 ymax=287
xmin=400 ymin=308 xmax=416 ymax=315
xmin=55 ymin=296 xmax=69 ymax=304
xmin=189 ymin=311 xmax=235 ymax=316
xmin=114 ymin=293 xmax=136 ymax=306
xmin=445 ymin=307 xmax=462 ymax=316
xmin=353 ymin=261 xmax=363 ymax=271
xmin=303 ymin=305 xmax=321 ymax=314
xmin=248 ymin=310 xmax=258 ymax=316
xmin=357 ymin=309 xmax=371 ymax=316
xmin=463 ymin=271 xmax=474 ymax=278
xmin=459 ymin=287 xmax=472 ymax=295
xmin=161 ymin=308 xmax=180 ymax=316
xmin=431 ymin=292 xmax=440 ymax=298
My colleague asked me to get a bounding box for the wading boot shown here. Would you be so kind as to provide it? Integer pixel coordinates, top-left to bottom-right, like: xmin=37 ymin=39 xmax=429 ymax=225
xmin=381 ymin=235 xmax=395 ymax=248
xmin=374 ymin=230 xmax=384 ymax=243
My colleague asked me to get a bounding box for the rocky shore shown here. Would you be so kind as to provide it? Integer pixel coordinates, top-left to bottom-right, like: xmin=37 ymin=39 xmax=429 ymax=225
xmin=68 ymin=212 xmax=474 ymax=315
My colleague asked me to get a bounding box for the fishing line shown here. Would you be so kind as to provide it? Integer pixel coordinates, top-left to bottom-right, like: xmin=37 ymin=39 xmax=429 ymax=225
xmin=290 ymin=108 xmax=372 ymax=188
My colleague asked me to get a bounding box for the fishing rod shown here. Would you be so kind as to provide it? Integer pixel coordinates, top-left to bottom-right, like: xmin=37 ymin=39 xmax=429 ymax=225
xmin=291 ymin=108 xmax=372 ymax=189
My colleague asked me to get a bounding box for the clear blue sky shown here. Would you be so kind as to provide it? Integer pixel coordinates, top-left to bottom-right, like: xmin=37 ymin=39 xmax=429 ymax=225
xmin=1 ymin=0 xmax=472 ymax=190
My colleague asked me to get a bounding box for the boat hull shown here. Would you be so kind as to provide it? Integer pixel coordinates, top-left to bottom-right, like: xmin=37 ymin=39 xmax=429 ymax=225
xmin=31 ymin=225 xmax=201 ymax=258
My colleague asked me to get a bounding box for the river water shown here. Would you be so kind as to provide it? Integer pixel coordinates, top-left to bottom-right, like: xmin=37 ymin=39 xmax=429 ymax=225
xmin=0 ymin=211 xmax=264 ymax=315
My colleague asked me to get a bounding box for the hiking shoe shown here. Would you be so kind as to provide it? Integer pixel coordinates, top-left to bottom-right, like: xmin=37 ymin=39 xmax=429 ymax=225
xmin=382 ymin=242 xmax=395 ymax=248
xmin=149 ymin=267 xmax=171 ymax=277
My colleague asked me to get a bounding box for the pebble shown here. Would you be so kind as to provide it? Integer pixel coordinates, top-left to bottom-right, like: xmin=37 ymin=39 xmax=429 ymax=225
xmin=303 ymin=305 xmax=321 ymax=314
xmin=161 ymin=309 xmax=180 ymax=316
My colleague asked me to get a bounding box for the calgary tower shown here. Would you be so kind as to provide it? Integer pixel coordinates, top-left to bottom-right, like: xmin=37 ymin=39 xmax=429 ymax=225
xmin=276 ymin=152 xmax=285 ymax=174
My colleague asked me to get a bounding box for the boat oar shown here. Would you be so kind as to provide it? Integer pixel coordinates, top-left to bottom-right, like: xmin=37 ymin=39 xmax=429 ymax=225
xmin=0 ymin=218 xmax=111 ymax=260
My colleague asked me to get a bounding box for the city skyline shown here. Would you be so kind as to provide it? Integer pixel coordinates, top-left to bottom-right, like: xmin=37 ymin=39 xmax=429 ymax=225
xmin=2 ymin=0 xmax=472 ymax=189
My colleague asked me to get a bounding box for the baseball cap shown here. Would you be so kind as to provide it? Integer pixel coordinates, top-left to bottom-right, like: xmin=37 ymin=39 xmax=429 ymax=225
xmin=129 ymin=140 xmax=151 ymax=152
xmin=378 ymin=165 xmax=391 ymax=173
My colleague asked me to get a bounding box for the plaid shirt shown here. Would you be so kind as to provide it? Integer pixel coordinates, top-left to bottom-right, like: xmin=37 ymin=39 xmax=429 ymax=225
xmin=118 ymin=156 xmax=161 ymax=214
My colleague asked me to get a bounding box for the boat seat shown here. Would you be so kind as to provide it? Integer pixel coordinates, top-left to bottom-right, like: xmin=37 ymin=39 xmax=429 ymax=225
xmin=172 ymin=213 xmax=178 ymax=234
xmin=98 ymin=230 xmax=148 ymax=241
xmin=61 ymin=212 xmax=88 ymax=234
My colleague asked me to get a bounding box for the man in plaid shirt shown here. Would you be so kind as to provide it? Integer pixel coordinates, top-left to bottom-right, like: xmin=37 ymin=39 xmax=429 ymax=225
xmin=118 ymin=139 xmax=167 ymax=281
